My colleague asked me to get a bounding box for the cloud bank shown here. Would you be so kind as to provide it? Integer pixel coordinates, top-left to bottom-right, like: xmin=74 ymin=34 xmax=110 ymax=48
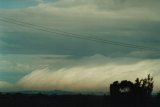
xmin=17 ymin=56 xmax=160 ymax=93
xmin=0 ymin=0 xmax=160 ymax=94
xmin=0 ymin=55 xmax=159 ymax=93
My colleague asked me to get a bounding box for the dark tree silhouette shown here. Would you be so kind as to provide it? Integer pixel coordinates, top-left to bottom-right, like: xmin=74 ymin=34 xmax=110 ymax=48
xmin=110 ymin=74 xmax=153 ymax=97
xmin=134 ymin=74 xmax=154 ymax=97
xmin=119 ymin=80 xmax=134 ymax=95
xmin=110 ymin=81 xmax=120 ymax=96
xmin=110 ymin=74 xmax=154 ymax=106
xmin=110 ymin=80 xmax=134 ymax=97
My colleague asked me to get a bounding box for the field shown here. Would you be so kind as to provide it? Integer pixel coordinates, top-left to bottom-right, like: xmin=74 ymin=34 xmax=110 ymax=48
xmin=0 ymin=93 xmax=160 ymax=107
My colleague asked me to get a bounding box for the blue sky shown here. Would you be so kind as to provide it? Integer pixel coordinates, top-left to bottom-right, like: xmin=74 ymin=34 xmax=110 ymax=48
xmin=0 ymin=0 xmax=160 ymax=93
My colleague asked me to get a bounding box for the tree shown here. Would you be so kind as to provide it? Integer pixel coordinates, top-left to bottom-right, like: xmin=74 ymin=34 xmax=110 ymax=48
xmin=109 ymin=74 xmax=154 ymax=106
xmin=110 ymin=74 xmax=154 ymax=97
xmin=110 ymin=81 xmax=120 ymax=96
xmin=134 ymin=74 xmax=153 ymax=97
xmin=110 ymin=80 xmax=134 ymax=97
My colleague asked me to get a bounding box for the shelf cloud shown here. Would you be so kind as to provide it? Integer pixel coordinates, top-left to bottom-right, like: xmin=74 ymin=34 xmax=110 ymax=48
xmin=0 ymin=0 xmax=160 ymax=93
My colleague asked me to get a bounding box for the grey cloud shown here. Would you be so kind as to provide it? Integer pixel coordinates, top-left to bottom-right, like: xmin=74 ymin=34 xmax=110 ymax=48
xmin=16 ymin=55 xmax=160 ymax=93
xmin=0 ymin=81 xmax=14 ymax=91
xmin=0 ymin=54 xmax=160 ymax=93
xmin=0 ymin=28 xmax=160 ymax=58
xmin=0 ymin=0 xmax=160 ymax=93
xmin=53 ymin=0 xmax=160 ymax=11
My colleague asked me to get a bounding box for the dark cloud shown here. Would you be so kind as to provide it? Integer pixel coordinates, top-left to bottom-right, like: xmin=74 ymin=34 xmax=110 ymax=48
xmin=0 ymin=29 xmax=160 ymax=59
xmin=0 ymin=0 xmax=160 ymax=92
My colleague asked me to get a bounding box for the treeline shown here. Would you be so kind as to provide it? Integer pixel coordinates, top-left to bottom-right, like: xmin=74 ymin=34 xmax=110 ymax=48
xmin=0 ymin=74 xmax=160 ymax=107
xmin=0 ymin=93 xmax=109 ymax=107
xmin=0 ymin=92 xmax=160 ymax=107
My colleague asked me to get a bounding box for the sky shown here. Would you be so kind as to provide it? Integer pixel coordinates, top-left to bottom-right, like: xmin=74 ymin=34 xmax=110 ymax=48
xmin=0 ymin=0 xmax=160 ymax=94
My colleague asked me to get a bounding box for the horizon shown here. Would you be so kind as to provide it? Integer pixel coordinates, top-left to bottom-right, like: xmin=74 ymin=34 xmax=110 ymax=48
xmin=0 ymin=0 xmax=160 ymax=94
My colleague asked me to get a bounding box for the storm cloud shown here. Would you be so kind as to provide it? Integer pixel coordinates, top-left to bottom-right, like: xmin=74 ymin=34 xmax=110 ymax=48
xmin=0 ymin=0 xmax=160 ymax=93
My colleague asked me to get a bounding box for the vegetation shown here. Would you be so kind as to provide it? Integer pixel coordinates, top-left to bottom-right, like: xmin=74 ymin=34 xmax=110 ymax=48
xmin=0 ymin=74 xmax=160 ymax=107
xmin=110 ymin=74 xmax=154 ymax=107
xmin=110 ymin=74 xmax=154 ymax=97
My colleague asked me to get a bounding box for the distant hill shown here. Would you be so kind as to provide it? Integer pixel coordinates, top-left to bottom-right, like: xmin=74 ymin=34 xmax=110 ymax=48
xmin=1 ymin=90 xmax=77 ymax=95
xmin=1 ymin=90 xmax=107 ymax=95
